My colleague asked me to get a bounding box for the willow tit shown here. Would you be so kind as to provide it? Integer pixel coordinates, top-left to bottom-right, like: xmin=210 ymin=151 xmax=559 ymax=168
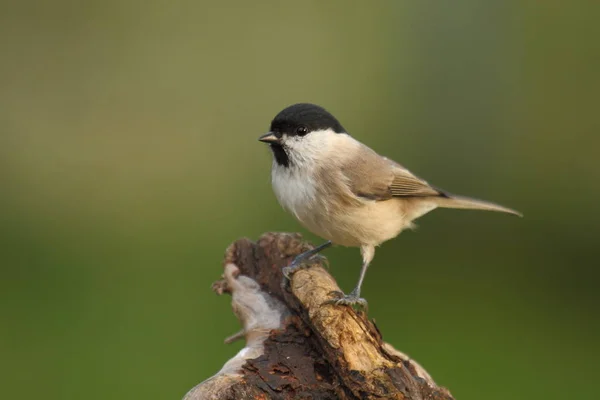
xmin=259 ymin=103 xmax=521 ymax=307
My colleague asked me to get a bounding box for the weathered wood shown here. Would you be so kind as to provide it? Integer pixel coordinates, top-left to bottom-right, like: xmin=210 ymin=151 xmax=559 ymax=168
xmin=183 ymin=232 xmax=454 ymax=400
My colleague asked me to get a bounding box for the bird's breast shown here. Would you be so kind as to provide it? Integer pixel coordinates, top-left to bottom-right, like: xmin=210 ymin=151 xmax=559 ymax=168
xmin=271 ymin=163 xmax=365 ymax=246
xmin=271 ymin=162 xmax=419 ymax=247
xmin=271 ymin=164 xmax=318 ymax=221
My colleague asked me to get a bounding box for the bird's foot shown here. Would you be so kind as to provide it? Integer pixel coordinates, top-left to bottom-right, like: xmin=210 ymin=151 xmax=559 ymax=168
xmin=312 ymin=253 xmax=329 ymax=269
xmin=282 ymin=254 xmax=327 ymax=280
xmin=325 ymin=289 xmax=368 ymax=311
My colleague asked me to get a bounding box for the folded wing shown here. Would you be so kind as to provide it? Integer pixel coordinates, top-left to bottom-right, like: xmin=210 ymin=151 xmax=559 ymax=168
xmin=340 ymin=144 xmax=443 ymax=200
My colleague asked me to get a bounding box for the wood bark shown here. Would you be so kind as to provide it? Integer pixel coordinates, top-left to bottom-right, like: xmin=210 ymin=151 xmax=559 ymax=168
xmin=183 ymin=232 xmax=454 ymax=400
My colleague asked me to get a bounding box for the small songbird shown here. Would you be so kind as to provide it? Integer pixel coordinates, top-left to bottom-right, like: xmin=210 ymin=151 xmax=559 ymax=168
xmin=259 ymin=103 xmax=521 ymax=307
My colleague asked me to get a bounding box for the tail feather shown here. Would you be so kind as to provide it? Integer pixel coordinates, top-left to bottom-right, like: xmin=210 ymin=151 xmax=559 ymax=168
xmin=435 ymin=193 xmax=522 ymax=217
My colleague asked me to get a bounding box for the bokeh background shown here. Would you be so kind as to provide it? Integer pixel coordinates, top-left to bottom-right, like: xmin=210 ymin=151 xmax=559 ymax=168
xmin=1 ymin=1 xmax=598 ymax=399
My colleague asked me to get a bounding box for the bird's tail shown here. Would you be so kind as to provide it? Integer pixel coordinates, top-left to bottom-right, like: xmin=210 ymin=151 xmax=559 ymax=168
xmin=435 ymin=193 xmax=522 ymax=217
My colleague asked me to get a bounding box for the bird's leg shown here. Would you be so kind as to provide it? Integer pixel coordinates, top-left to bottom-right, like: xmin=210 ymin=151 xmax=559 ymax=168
xmin=282 ymin=240 xmax=332 ymax=279
xmin=327 ymin=244 xmax=374 ymax=310
xmin=327 ymin=260 xmax=370 ymax=309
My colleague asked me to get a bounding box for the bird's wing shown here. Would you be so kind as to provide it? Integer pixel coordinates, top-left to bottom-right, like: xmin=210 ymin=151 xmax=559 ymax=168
xmin=388 ymin=167 xmax=443 ymax=197
xmin=341 ymin=144 xmax=443 ymax=200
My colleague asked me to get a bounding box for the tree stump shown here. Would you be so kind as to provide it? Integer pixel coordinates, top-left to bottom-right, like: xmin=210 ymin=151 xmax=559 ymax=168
xmin=183 ymin=232 xmax=454 ymax=400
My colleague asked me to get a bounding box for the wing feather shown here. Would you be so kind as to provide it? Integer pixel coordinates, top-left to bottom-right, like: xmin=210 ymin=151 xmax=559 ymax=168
xmin=339 ymin=142 xmax=443 ymax=200
xmin=389 ymin=169 xmax=442 ymax=197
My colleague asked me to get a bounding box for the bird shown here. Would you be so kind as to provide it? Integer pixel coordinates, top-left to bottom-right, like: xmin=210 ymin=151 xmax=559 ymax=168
xmin=258 ymin=103 xmax=521 ymax=308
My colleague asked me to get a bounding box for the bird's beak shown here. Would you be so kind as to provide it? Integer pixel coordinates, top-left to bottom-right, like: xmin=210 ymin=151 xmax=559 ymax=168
xmin=258 ymin=132 xmax=280 ymax=144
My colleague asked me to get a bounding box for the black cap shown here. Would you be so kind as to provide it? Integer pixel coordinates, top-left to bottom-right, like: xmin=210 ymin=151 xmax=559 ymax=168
xmin=270 ymin=103 xmax=346 ymax=136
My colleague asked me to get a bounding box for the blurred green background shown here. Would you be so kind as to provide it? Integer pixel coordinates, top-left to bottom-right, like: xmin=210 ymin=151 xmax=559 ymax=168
xmin=1 ymin=1 xmax=598 ymax=399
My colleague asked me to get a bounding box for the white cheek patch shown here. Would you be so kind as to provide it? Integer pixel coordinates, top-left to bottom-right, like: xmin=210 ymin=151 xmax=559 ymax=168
xmin=282 ymin=129 xmax=339 ymax=166
xmin=271 ymin=129 xmax=355 ymax=221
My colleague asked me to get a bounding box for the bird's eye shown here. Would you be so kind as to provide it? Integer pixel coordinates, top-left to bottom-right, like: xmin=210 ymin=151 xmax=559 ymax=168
xmin=296 ymin=126 xmax=308 ymax=136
